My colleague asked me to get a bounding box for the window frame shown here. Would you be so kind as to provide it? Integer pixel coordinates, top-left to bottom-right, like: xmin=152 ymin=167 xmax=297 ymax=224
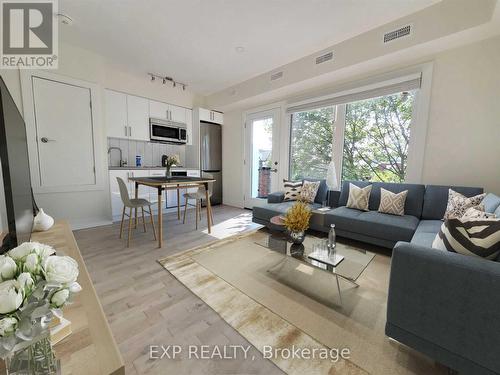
xmin=286 ymin=63 xmax=433 ymax=185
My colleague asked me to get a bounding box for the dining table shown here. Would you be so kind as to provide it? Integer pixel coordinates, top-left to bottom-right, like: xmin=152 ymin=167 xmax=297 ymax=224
xmin=128 ymin=176 xmax=216 ymax=248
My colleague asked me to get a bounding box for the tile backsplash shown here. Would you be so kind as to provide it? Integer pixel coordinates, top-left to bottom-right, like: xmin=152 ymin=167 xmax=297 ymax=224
xmin=107 ymin=138 xmax=186 ymax=167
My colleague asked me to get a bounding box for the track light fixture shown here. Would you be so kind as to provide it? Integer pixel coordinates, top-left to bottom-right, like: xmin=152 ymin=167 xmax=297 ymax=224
xmin=148 ymin=73 xmax=187 ymax=91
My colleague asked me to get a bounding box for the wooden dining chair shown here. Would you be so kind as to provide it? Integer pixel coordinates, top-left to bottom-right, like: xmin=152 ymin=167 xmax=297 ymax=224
xmin=182 ymin=183 xmax=214 ymax=229
xmin=117 ymin=177 xmax=156 ymax=247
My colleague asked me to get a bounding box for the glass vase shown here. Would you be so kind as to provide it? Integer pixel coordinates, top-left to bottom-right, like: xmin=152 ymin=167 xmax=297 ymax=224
xmin=6 ymin=335 xmax=59 ymax=375
xmin=165 ymin=167 xmax=171 ymax=178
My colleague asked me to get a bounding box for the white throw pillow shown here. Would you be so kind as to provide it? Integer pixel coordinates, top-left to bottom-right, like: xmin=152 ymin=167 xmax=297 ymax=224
xmin=378 ymin=188 xmax=408 ymax=216
xmin=443 ymin=189 xmax=485 ymax=220
xmin=346 ymin=183 xmax=372 ymax=211
xmin=283 ymin=180 xmax=302 ymax=201
xmin=432 ymin=217 xmax=500 ymax=260
xmin=300 ymin=180 xmax=321 ymax=203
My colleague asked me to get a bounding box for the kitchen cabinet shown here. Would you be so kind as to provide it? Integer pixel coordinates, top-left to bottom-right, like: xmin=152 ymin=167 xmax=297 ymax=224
xmin=109 ymin=169 xmax=131 ymax=218
xmin=126 ymin=95 xmax=150 ymax=141
xmin=149 ymin=100 xmax=186 ymax=123
xmin=186 ymin=109 xmax=193 ymax=145
xmin=105 ymin=90 xmax=128 ymax=139
xmin=199 ymin=107 xmax=223 ymax=125
xmin=105 ymin=90 xmax=150 ymax=141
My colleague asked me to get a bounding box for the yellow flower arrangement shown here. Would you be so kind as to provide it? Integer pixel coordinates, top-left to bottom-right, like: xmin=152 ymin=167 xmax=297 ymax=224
xmin=283 ymin=201 xmax=312 ymax=232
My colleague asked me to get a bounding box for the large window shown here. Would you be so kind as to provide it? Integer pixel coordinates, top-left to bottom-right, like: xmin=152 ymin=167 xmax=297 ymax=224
xmin=288 ymin=89 xmax=417 ymax=183
xmin=342 ymin=91 xmax=415 ymax=182
xmin=289 ymin=106 xmax=335 ymax=180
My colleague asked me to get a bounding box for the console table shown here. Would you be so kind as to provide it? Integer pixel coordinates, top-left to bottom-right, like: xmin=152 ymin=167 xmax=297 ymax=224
xmin=0 ymin=221 xmax=125 ymax=374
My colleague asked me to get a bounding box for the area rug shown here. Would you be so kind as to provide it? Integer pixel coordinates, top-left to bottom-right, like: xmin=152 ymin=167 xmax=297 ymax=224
xmin=158 ymin=230 xmax=445 ymax=375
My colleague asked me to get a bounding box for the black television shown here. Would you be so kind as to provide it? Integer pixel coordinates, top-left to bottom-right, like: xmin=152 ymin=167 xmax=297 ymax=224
xmin=0 ymin=76 xmax=35 ymax=253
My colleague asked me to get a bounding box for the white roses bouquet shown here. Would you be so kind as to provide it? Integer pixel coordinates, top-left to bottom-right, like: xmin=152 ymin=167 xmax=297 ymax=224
xmin=0 ymin=242 xmax=81 ymax=357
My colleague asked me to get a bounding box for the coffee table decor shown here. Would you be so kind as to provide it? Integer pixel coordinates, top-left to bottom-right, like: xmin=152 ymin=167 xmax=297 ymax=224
xmin=282 ymin=201 xmax=312 ymax=244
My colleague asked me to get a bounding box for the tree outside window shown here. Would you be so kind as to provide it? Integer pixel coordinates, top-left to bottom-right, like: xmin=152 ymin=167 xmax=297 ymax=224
xmin=288 ymin=91 xmax=415 ymax=183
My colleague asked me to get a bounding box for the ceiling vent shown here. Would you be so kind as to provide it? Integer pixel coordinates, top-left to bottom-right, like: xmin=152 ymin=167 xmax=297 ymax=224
xmin=270 ymin=71 xmax=283 ymax=81
xmin=315 ymin=51 xmax=333 ymax=65
xmin=383 ymin=25 xmax=412 ymax=43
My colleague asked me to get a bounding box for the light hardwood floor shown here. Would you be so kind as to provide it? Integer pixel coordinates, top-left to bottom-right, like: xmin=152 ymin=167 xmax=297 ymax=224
xmin=74 ymin=205 xmax=284 ymax=375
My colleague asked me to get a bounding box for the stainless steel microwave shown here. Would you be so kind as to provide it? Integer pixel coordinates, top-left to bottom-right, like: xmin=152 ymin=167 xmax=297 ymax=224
xmin=149 ymin=118 xmax=187 ymax=144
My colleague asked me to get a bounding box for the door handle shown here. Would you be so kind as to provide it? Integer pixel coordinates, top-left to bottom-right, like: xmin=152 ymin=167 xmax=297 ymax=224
xmin=270 ymin=168 xmax=278 ymax=173
xmin=40 ymin=137 xmax=55 ymax=143
xmin=125 ymin=125 xmax=128 ymax=137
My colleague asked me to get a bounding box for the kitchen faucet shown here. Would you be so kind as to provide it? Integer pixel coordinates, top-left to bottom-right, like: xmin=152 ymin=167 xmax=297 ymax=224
xmin=108 ymin=147 xmax=126 ymax=167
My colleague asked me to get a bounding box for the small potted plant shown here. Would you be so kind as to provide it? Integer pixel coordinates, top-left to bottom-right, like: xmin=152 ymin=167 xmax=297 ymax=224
xmin=164 ymin=155 xmax=180 ymax=178
xmin=283 ymin=201 xmax=312 ymax=244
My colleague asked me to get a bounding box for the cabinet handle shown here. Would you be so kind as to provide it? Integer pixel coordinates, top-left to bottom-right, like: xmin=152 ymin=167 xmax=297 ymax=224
xmin=129 ymin=126 xmax=132 ymax=137
xmin=125 ymin=125 xmax=127 ymax=137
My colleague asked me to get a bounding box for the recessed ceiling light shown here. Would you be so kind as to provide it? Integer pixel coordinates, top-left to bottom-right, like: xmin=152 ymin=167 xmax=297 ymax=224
xmin=235 ymin=46 xmax=245 ymax=53
xmin=57 ymin=13 xmax=73 ymax=25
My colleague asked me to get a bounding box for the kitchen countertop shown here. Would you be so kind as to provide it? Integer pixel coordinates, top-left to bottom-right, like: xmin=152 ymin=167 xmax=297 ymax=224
xmin=108 ymin=166 xmax=199 ymax=170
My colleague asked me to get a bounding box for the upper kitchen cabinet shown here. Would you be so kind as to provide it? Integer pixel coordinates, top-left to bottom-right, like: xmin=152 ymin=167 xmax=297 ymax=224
xmin=126 ymin=95 xmax=149 ymax=141
xmin=105 ymin=89 xmax=149 ymax=141
xmin=199 ymin=108 xmax=223 ymax=125
xmin=186 ymin=109 xmax=193 ymax=146
xmin=149 ymin=100 xmax=186 ymax=123
xmin=149 ymin=100 xmax=169 ymax=120
xmin=105 ymin=90 xmax=128 ymax=138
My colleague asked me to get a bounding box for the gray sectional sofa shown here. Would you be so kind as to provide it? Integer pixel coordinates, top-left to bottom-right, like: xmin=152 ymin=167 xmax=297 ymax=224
xmin=252 ymin=179 xmax=484 ymax=249
xmin=253 ymin=180 xmax=500 ymax=374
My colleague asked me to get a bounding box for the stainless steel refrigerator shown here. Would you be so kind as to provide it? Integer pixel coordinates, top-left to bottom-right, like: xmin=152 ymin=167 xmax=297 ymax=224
xmin=200 ymin=122 xmax=222 ymax=205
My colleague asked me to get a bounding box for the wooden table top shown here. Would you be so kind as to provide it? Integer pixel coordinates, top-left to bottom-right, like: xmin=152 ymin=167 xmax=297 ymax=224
xmin=0 ymin=222 xmax=125 ymax=375
xmin=129 ymin=176 xmax=216 ymax=188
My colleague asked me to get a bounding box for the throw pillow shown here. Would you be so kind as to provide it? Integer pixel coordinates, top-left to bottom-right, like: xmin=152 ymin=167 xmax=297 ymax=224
xmin=283 ymin=180 xmax=302 ymax=201
xmin=432 ymin=217 xmax=500 ymax=260
xmin=443 ymin=189 xmax=486 ymax=220
xmin=346 ymin=183 xmax=372 ymax=211
xmin=461 ymin=205 xmax=496 ymax=220
xmin=482 ymin=193 xmax=500 ymax=213
xmin=378 ymin=188 xmax=408 ymax=216
xmin=300 ymin=180 xmax=321 ymax=203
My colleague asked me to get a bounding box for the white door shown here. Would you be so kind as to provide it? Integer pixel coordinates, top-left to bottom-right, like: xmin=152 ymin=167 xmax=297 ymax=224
xmin=244 ymin=108 xmax=281 ymax=208
xmin=149 ymin=100 xmax=169 ymax=120
xmin=169 ymin=104 xmax=186 ymax=123
xmin=127 ymin=95 xmax=149 ymax=141
xmin=32 ymin=77 xmax=96 ymax=188
xmin=105 ymin=90 xmax=128 ymax=138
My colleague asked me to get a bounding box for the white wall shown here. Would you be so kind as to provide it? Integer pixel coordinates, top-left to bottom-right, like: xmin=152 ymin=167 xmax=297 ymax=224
xmin=222 ymin=35 xmax=500 ymax=208
xmin=0 ymin=42 xmax=204 ymax=230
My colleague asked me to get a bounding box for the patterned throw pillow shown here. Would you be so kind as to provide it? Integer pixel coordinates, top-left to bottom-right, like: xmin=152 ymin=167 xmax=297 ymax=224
xmin=378 ymin=188 xmax=408 ymax=216
xmin=300 ymin=180 xmax=321 ymax=203
xmin=346 ymin=183 xmax=372 ymax=211
xmin=432 ymin=217 xmax=500 ymax=260
xmin=461 ymin=205 xmax=496 ymax=219
xmin=283 ymin=180 xmax=302 ymax=201
xmin=443 ymin=189 xmax=486 ymax=220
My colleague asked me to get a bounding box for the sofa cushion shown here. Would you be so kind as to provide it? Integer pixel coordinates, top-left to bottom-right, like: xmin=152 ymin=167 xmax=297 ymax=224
xmin=338 ymin=180 xmax=371 ymax=207
xmin=283 ymin=180 xmax=302 ymax=201
xmin=421 ymin=185 xmax=484 ymax=220
xmin=325 ymin=207 xmax=419 ymax=242
xmin=482 ymin=193 xmax=500 ymax=213
xmin=301 ymin=180 xmax=321 ymax=203
xmin=253 ymin=201 xmax=321 ymax=222
xmin=369 ymin=182 xmax=425 ymax=218
xmin=414 ymin=220 xmax=443 ymax=234
xmin=411 ymin=220 xmax=443 ymax=247
xmin=410 ymin=232 xmax=437 ymax=248
xmin=346 ymin=183 xmax=372 ymax=211
xmin=443 ymin=189 xmax=486 ymax=220
xmin=378 ymin=188 xmax=408 ymax=216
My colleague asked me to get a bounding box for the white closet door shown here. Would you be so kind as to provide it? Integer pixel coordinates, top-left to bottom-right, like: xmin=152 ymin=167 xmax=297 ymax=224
xmin=32 ymin=77 xmax=96 ymax=188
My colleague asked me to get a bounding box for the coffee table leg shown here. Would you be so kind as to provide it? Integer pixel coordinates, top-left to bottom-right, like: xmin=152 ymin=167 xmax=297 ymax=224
xmin=335 ymin=274 xmax=343 ymax=306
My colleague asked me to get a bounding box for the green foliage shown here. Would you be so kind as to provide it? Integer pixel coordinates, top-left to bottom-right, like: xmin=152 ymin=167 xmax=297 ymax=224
xmin=289 ymin=91 xmax=415 ymax=183
xmin=289 ymin=107 xmax=334 ymax=180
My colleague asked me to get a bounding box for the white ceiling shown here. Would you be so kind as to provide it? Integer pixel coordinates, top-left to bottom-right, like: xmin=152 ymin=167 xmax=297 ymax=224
xmin=59 ymin=0 xmax=439 ymax=95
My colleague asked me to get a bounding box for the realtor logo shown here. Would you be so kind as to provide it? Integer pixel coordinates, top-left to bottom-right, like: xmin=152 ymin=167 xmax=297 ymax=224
xmin=1 ymin=0 xmax=58 ymax=68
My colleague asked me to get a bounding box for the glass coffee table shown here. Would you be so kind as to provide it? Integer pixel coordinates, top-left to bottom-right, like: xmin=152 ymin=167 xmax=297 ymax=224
xmin=256 ymin=234 xmax=376 ymax=305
